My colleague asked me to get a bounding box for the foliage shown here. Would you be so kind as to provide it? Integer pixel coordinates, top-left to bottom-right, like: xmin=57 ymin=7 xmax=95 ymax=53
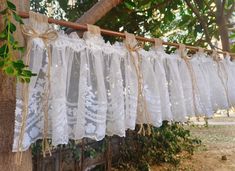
xmin=0 ymin=1 xmax=36 ymax=82
xmin=114 ymin=122 xmax=201 ymax=171
xmin=31 ymin=0 xmax=235 ymax=52
xmin=30 ymin=0 xmax=66 ymax=20
xmin=32 ymin=139 xmax=106 ymax=161
xmin=31 ymin=122 xmax=201 ymax=170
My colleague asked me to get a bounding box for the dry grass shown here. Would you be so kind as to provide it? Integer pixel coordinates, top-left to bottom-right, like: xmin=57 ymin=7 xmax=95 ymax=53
xmin=151 ymin=113 xmax=235 ymax=171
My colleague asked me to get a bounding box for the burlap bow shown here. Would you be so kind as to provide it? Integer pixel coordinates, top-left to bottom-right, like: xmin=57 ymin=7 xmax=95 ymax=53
xmin=179 ymin=44 xmax=199 ymax=118
xmin=16 ymin=25 xmax=58 ymax=164
xmin=125 ymin=33 xmax=151 ymax=136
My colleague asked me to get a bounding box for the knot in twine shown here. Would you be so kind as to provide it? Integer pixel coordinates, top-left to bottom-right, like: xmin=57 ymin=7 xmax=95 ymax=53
xmin=16 ymin=25 xmax=58 ymax=164
xmin=125 ymin=42 xmax=152 ymax=136
xmin=179 ymin=44 xmax=199 ymax=116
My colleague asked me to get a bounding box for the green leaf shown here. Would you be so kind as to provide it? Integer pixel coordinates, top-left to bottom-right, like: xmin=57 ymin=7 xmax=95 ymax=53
xmin=22 ymin=70 xmax=33 ymax=77
xmin=124 ymin=0 xmax=136 ymax=10
xmin=5 ymin=66 xmax=15 ymax=75
xmin=0 ymin=44 xmax=7 ymax=54
xmin=0 ymin=44 xmax=8 ymax=58
xmin=9 ymin=22 xmax=16 ymax=33
xmin=12 ymin=41 xmax=25 ymax=52
xmin=231 ymin=44 xmax=235 ymax=53
xmin=0 ymin=60 xmax=4 ymax=67
xmin=17 ymin=59 xmax=24 ymax=64
xmin=7 ymin=1 xmax=16 ymax=11
xmin=0 ymin=8 xmax=8 ymax=15
xmin=24 ymin=77 xmax=30 ymax=83
xmin=13 ymin=60 xmax=25 ymax=69
xmin=9 ymin=34 xmax=14 ymax=44
xmin=18 ymin=77 xmax=25 ymax=83
xmin=17 ymin=47 xmax=25 ymax=52
xmin=230 ymin=33 xmax=235 ymax=39
xmin=13 ymin=12 xmax=23 ymax=24
xmin=31 ymin=72 xmax=37 ymax=76
xmin=0 ymin=31 xmax=7 ymax=39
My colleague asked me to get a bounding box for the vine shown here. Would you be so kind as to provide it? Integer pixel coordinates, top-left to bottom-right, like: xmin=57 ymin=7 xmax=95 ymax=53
xmin=0 ymin=0 xmax=35 ymax=82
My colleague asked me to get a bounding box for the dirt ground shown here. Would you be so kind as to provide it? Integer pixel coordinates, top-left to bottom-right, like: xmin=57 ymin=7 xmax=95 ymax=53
xmin=151 ymin=112 xmax=235 ymax=171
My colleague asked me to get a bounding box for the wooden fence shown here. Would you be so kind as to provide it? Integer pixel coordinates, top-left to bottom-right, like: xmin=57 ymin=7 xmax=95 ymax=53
xmin=33 ymin=137 xmax=122 ymax=171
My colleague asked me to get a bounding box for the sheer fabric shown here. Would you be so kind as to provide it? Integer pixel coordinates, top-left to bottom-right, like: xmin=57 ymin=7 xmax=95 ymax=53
xmin=201 ymin=56 xmax=228 ymax=111
xmin=140 ymin=50 xmax=162 ymax=127
xmin=177 ymin=52 xmax=195 ymax=117
xmin=224 ymin=56 xmax=235 ymax=107
xmin=13 ymin=12 xmax=235 ymax=152
xmin=154 ymin=48 xmax=187 ymax=122
xmin=190 ymin=53 xmax=213 ymax=118
xmin=113 ymin=42 xmax=138 ymax=131
xmin=150 ymin=48 xmax=172 ymax=121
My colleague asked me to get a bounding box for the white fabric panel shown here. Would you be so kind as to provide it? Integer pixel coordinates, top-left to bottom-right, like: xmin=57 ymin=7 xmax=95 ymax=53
xmin=13 ymin=15 xmax=235 ymax=152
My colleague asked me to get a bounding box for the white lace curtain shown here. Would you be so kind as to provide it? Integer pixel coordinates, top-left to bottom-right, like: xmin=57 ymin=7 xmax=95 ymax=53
xmin=13 ymin=12 xmax=235 ymax=152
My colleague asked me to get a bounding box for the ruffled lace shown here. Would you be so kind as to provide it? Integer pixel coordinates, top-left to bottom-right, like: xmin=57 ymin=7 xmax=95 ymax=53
xmin=13 ymin=14 xmax=235 ymax=152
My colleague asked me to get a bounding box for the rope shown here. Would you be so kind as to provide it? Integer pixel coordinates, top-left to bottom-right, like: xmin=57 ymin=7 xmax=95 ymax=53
xmin=212 ymin=51 xmax=230 ymax=116
xmin=125 ymin=40 xmax=151 ymax=136
xmin=16 ymin=25 xmax=57 ymax=164
xmin=179 ymin=44 xmax=208 ymax=119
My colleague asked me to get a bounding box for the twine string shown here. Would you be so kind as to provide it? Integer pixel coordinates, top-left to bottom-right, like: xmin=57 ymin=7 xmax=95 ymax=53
xmin=16 ymin=25 xmax=57 ymax=164
xmin=125 ymin=41 xmax=151 ymax=136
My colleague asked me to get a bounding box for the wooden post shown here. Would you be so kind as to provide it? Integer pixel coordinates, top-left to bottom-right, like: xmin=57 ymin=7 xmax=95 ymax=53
xmin=0 ymin=0 xmax=32 ymax=170
xmin=106 ymin=137 xmax=112 ymax=171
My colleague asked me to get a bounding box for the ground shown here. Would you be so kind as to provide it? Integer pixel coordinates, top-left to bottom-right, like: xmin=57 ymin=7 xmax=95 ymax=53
xmin=151 ymin=112 xmax=235 ymax=171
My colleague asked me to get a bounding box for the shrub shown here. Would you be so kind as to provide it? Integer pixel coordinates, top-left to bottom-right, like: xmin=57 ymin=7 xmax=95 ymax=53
xmin=115 ymin=121 xmax=201 ymax=171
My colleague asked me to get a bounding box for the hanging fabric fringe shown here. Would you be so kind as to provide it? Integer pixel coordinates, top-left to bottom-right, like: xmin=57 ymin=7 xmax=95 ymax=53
xmin=15 ymin=11 xmax=57 ymax=164
xmin=124 ymin=32 xmax=151 ymax=136
xmin=12 ymin=12 xmax=235 ymax=157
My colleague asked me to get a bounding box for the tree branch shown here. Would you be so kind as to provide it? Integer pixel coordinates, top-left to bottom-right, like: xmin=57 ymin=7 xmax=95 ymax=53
xmin=227 ymin=22 xmax=235 ymax=27
xmin=221 ymin=0 xmax=226 ymax=16
xmin=215 ymin=0 xmax=231 ymax=51
xmin=66 ymin=0 xmax=123 ymax=34
xmin=184 ymin=0 xmax=214 ymax=49
xmin=226 ymin=1 xmax=235 ymax=20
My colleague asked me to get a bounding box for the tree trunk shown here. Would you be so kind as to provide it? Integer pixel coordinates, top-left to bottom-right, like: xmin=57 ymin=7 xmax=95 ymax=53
xmin=217 ymin=19 xmax=230 ymax=51
xmin=0 ymin=0 xmax=32 ymax=170
xmin=66 ymin=0 xmax=123 ymax=34
xmin=215 ymin=0 xmax=231 ymax=52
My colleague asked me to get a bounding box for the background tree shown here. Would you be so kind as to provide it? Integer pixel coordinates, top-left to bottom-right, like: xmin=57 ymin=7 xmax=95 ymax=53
xmin=31 ymin=0 xmax=235 ymax=52
xmin=2 ymin=0 xmax=233 ymax=170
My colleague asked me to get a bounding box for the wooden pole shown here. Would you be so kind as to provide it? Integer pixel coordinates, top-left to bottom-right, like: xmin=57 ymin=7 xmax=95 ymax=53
xmin=18 ymin=11 xmax=235 ymax=58
xmin=0 ymin=1 xmax=32 ymax=171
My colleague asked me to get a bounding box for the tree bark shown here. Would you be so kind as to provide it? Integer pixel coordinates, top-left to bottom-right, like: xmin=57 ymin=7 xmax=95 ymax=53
xmin=215 ymin=0 xmax=231 ymax=52
xmin=0 ymin=0 xmax=32 ymax=170
xmin=66 ymin=0 xmax=123 ymax=34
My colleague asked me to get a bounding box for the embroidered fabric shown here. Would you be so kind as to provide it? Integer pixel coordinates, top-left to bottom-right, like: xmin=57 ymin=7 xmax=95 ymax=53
xmin=140 ymin=50 xmax=162 ymax=127
xmin=201 ymin=56 xmax=228 ymax=111
xmin=225 ymin=56 xmax=235 ymax=106
xmin=150 ymin=48 xmax=172 ymax=121
xmin=13 ymin=13 xmax=235 ymax=152
xmin=190 ymin=53 xmax=213 ymax=118
xmin=154 ymin=48 xmax=187 ymax=122
xmin=113 ymin=42 xmax=138 ymax=131
xmin=176 ymin=50 xmax=195 ymax=117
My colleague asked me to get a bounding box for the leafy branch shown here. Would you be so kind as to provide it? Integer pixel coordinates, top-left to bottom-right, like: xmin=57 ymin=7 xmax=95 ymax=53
xmin=184 ymin=0 xmax=214 ymax=49
xmin=0 ymin=0 xmax=36 ymax=83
